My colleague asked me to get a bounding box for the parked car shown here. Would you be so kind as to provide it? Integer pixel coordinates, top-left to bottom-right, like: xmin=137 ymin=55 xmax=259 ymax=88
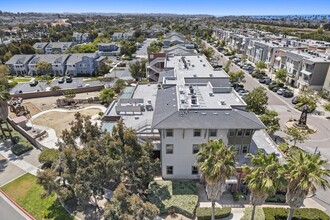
xmin=45 ymin=87 xmax=52 ymax=92
xmin=231 ymin=83 xmax=244 ymax=89
xmin=264 ymin=78 xmax=272 ymax=85
xmin=29 ymin=80 xmax=38 ymax=87
xmin=291 ymin=97 xmax=298 ymax=104
xmin=15 ymin=90 xmax=23 ymax=94
xmin=272 ymin=87 xmax=280 ymax=92
xmin=277 ymin=88 xmax=285 ymax=95
xmin=77 ymin=84 xmax=83 ymax=88
xmin=259 ymin=77 xmax=270 ymax=83
xmin=58 ymin=77 xmax=65 ymax=84
xmin=66 ymin=76 xmax=73 ymax=83
xmin=283 ymin=90 xmax=294 ymax=98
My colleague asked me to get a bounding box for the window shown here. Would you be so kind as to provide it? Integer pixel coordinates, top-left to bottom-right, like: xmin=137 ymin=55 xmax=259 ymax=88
xmin=209 ymin=129 xmax=217 ymax=137
xmin=192 ymin=144 xmax=199 ymax=154
xmin=245 ymin=129 xmax=251 ymax=136
xmin=192 ymin=166 xmax=198 ymax=175
xmin=242 ymin=145 xmax=249 ymax=154
xmin=237 ymin=129 xmax=243 ymax=136
xmin=166 ymin=166 xmax=173 ymax=175
xmin=229 ymin=129 xmax=236 ymax=137
xmin=166 ymin=129 xmax=173 ymax=137
xmin=193 ymin=129 xmax=201 ymax=137
xmin=166 ymin=144 xmax=173 ymax=154
xmin=235 ymin=145 xmax=241 ymax=153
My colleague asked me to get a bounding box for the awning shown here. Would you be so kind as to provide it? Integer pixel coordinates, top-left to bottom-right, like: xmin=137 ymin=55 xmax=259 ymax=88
xmin=301 ymin=70 xmax=312 ymax=76
xmin=248 ymin=46 xmax=253 ymax=50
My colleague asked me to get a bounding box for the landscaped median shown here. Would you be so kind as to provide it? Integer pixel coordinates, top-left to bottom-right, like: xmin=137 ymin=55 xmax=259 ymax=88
xmin=147 ymin=180 xmax=198 ymax=218
xmin=1 ymin=173 xmax=73 ymax=220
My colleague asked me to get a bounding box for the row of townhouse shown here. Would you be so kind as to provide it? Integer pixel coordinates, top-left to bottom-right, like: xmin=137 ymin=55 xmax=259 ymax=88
xmin=214 ymin=28 xmax=330 ymax=91
xmin=105 ymin=50 xmax=283 ymax=192
xmin=72 ymin=32 xmax=90 ymax=44
xmin=162 ymin=32 xmax=194 ymax=49
xmin=33 ymin=42 xmax=73 ymax=54
xmin=5 ymin=53 xmax=105 ymax=76
xmin=112 ymin=31 xmax=135 ymax=41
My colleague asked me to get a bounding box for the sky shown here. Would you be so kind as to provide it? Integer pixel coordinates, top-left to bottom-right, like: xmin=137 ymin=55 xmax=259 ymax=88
xmin=1 ymin=0 xmax=330 ymax=16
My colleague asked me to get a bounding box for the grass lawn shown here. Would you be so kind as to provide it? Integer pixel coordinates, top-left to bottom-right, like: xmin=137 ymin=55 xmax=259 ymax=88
xmin=148 ymin=180 xmax=198 ymax=218
xmin=8 ymin=76 xmax=32 ymax=83
xmin=241 ymin=207 xmax=265 ymax=220
xmin=1 ymin=173 xmax=73 ymax=220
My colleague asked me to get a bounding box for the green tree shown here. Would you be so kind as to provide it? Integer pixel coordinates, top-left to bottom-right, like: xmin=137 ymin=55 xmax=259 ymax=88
xmin=0 ymin=78 xmax=14 ymax=143
xmin=99 ymin=88 xmax=115 ymax=104
xmin=95 ymin=62 xmax=110 ymax=76
xmin=120 ymin=40 xmax=137 ymax=57
xmin=104 ymin=183 xmax=159 ymax=220
xmin=63 ymin=89 xmax=76 ymax=99
xmin=200 ymin=47 xmax=214 ymax=60
xmin=255 ymin=61 xmax=267 ymax=72
xmin=284 ymin=127 xmax=309 ymax=147
xmin=243 ymin=151 xmax=285 ymax=220
xmin=20 ymin=43 xmax=36 ymax=54
xmin=129 ymin=60 xmax=146 ymax=81
xmin=284 ymin=152 xmax=330 ymax=220
xmin=36 ymin=61 xmax=52 ymax=75
xmin=114 ymin=79 xmax=126 ymax=93
xmin=229 ymin=71 xmax=245 ymax=84
xmin=196 ymin=140 xmax=237 ymax=220
xmin=259 ymin=110 xmax=280 ymax=136
xmin=244 ymin=87 xmax=268 ymax=115
xmin=39 ymin=148 xmax=60 ymax=169
xmin=296 ymin=89 xmax=319 ymax=112
xmin=224 ymin=60 xmax=231 ymax=73
xmin=275 ymin=68 xmax=287 ymax=84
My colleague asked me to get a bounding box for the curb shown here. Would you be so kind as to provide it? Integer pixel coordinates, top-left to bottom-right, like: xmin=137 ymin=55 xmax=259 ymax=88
xmin=0 ymin=189 xmax=36 ymax=220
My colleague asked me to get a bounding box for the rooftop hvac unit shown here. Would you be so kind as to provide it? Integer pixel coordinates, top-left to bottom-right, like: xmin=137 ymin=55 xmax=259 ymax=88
xmin=221 ymin=101 xmax=226 ymax=105
xmin=193 ymin=74 xmax=197 ymax=77
xmin=209 ymin=92 xmax=214 ymax=97
xmin=209 ymin=74 xmax=213 ymax=77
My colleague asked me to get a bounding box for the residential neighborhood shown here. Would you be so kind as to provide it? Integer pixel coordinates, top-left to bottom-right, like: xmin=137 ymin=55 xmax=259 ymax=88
xmin=0 ymin=1 xmax=330 ymax=220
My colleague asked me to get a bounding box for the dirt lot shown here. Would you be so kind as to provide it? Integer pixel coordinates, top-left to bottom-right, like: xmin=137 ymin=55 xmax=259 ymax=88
xmin=8 ymin=92 xmax=101 ymax=117
xmin=32 ymin=108 xmax=102 ymax=137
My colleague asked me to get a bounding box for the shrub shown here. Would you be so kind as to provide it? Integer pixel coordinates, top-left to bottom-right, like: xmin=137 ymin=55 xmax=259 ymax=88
xmin=39 ymin=148 xmax=60 ymax=168
xmin=233 ymin=192 xmax=245 ymax=201
xmin=265 ymin=194 xmax=286 ymax=203
xmin=195 ymin=207 xmax=231 ymax=220
xmin=324 ymin=103 xmax=330 ymax=112
xmin=98 ymin=112 xmax=104 ymax=116
xmin=263 ymin=207 xmax=330 ymax=220
xmin=11 ymin=143 xmax=33 ymax=156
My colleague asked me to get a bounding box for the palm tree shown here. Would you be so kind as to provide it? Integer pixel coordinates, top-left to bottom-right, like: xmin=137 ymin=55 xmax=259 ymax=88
xmin=243 ymin=151 xmax=285 ymax=220
xmin=0 ymin=85 xmax=14 ymax=143
xmin=196 ymin=139 xmax=237 ymax=220
xmin=285 ymin=151 xmax=330 ymax=220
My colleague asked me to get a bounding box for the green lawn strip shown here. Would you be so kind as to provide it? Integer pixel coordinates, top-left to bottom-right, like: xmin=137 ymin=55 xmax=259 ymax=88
xmin=241 ymin=207 xmax=265 ymax=220
xmin=1 ymin=173 xmax=73 ymax=220
xmin=148 ymin=180 xmax=198 ymax=218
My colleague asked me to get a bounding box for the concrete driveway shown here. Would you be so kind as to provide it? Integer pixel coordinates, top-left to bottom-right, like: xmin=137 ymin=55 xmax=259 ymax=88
xmin=0 ymin=155 xmax=26 ymax=187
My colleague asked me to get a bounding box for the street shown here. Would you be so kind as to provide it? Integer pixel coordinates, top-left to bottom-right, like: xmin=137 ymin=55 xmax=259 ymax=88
xmin=204 ymin=41 xmax=330 ymax=214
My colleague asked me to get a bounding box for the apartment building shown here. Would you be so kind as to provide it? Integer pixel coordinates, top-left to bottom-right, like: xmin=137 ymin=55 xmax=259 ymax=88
xmin=33 ymin=42 xmax=48 ymax=54
xmin=97 ymin=43 xmax=121 ymax=56
xmin=65 ymin=53 xmax=103 ymax=76
xmin=28 ymin=54 xmax=70 ymax=76
xmin=45 ymin=42 xmax=73 ymax=54
xmin=163 ymin=32 xmax=188 ymax=48
xmin=112 ymin=32 xmax=123 ymax=41
xmin=5 ymin=55 xmax=35 ymax=75
xmin=72 ymin=32 xmax=90 ymax=44
xmin=123 ymin=31 xmax=135 ymax=40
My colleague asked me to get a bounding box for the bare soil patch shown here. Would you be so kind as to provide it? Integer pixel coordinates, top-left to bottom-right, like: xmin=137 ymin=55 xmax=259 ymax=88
xmin=32 ymin=108 xmax=101 ymax=137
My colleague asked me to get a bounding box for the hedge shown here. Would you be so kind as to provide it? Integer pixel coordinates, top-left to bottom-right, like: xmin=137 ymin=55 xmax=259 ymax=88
xmin=195 ymin=207 xmax=231 ymax=220
xmin=265 ymin=194 xmax=286 ymax=203
xmin=263 ymin=207 xmax=330 ymax=220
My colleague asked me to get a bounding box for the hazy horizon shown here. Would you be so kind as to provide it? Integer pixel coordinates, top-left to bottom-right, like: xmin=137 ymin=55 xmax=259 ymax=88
xmin=1 ymin=0 xmax=329 ymax=16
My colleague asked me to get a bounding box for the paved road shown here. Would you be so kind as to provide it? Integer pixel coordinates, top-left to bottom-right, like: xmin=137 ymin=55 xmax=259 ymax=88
xmin=0 ymin=194 xmax=29 ymax=220
xmin=135 ymin=38 xmax=156 ymax=57
xmin=205 ymin=40 xmax=330 ymax=214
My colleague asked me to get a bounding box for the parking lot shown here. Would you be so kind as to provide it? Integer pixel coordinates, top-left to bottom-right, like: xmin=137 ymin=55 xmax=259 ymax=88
xmin=10 ymin=77 xmax=106 ymax=94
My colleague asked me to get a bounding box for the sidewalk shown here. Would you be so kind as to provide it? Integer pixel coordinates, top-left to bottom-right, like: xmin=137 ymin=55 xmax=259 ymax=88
xmin=0 ymin=144 xmax=39 ymax=176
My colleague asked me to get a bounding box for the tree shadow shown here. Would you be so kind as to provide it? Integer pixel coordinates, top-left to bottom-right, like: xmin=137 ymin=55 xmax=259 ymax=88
xmin=147 ymin=182 xmax=171 ymax=212
xmin=0 ymin=158 xmax=8 ymax=172
xmin=46 ymin=201 xmax=75 ymax=220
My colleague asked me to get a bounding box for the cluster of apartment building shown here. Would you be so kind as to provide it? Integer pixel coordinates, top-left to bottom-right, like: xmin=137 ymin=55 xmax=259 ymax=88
xmin=214 ymin=28 xmax=330 ymax=92
xmin=33 ymin=42 xmax=74 ymax=54
xmin=112 ymin=31 xmax=135 ymax=41
xmin=72 ymin=32 xmax=90 ymax=44
xmin=162 ymin=32 xmax=195 ymax=49
xmin=5 ymin=53 xmax=105 ymax=76
xmin=103 ymin=33 xmax=282 ymax=191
